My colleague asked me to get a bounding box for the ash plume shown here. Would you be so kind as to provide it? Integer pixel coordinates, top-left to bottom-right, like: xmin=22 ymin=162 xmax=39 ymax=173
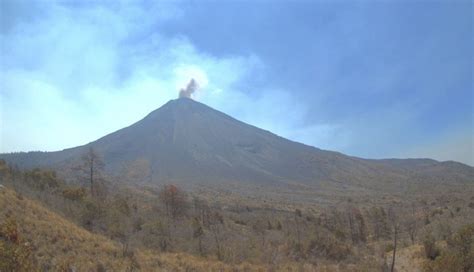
xmin=179 ymin=79 xmax=198 ymax=99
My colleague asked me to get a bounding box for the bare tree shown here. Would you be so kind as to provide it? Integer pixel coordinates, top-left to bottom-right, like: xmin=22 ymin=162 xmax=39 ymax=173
xmin=253 ymin=219 xmax=267 ymax=248
xmin=193 ymin=197 xmax=211 ymax=228
xmin=347 ymin=207 xmax=367 ymax=244
xmin=405 ymin=203 xmax=418 ymax=245
xmin=370 ymin=206 xmax=390 ymax=240
xmin=192 ymin=217 xmax=205 ymax=256
xmin=348 ymin=208 xmax=356 ymax=244
xmin=208 ymin=211 xmax=224 ymax=260
xmin=388 ymin=208 xmax=399 ymax=272
xmin=159 ymin=184 xmax=188 ymax=220
xmin=294 ymin=209 xmax=302 ymax=250
xmin=75 ymin=147 xmax=105 ymax=196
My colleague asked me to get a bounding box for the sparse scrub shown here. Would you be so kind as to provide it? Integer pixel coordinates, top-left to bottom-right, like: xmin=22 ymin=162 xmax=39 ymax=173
xmin=0 ymin=216 xmax=36 ymax=271
xmin=422 ymin=232 xmax=440 ymax=260
xmin=423 ymin=224 xmax=474 ymax=272
xmin=0 ymin=160 xmax=473 ymax=271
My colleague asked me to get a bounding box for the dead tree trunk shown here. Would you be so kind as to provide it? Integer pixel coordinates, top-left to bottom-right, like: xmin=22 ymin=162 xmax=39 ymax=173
xmin=390 ymin=223 xmax=399 ymax=272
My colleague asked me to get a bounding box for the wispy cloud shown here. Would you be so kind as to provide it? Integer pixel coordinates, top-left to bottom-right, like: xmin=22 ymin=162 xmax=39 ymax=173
xmin=1 ymin=1 xmax=472 ymax=165
xmin=0 ymin=1 xmax=260 ymax=151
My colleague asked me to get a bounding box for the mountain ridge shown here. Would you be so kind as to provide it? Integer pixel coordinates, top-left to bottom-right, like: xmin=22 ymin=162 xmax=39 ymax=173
xmin=1 ymin=98 xmax=473 ymax=191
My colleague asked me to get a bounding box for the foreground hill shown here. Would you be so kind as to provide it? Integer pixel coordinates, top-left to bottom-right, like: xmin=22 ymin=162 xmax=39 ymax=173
xmin=0 ymin=186 xmax=265 ymax=271
xmin=2 ymin=98 xmax=473 ymax=193
xmin=1 ymin=165 xmax=472 ymax=271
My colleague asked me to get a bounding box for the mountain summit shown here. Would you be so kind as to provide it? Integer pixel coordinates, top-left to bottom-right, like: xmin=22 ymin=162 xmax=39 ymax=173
xmin=2 ymin=98 xmax=473 ymax=191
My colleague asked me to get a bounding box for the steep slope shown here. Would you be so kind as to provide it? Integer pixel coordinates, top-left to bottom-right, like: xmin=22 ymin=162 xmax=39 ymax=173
xmin=1 ymin=98 xmax=473 ymax=191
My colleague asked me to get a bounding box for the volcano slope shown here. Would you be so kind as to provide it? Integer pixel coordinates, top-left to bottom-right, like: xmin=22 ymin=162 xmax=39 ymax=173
xmin=2 ymin=98 xmax=473 ymax=203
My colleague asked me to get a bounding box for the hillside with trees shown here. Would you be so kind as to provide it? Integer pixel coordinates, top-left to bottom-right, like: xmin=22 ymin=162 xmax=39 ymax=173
xmin=1 ymin=159 xmax=473 ymax=271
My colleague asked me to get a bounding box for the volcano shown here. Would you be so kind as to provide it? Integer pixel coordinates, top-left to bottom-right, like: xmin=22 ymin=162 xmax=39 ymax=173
xmin=2 ymin=98 xmax=473 ymax=191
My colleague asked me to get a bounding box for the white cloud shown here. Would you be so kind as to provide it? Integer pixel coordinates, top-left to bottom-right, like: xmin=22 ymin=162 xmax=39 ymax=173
xmin=0 ymin=1 xmax=263 ymax=152
xmin=2 ymin=0 xmax=471 ymax=167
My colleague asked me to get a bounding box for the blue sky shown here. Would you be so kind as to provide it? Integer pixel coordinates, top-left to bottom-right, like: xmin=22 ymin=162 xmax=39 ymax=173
xmin=0 ymin=0 xmax=472 ymax=165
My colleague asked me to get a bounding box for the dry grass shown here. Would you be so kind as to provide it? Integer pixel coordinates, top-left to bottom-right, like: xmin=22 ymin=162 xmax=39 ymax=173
xmin=0 ymin=187 xmax=271 ymax=271
xmin=386 ymin=244 xmax=425 ymax=272
xmin=5 ymin=183 xmax=466 ymax=272
xmin=1 ymin=186 xmax=348 ymax=271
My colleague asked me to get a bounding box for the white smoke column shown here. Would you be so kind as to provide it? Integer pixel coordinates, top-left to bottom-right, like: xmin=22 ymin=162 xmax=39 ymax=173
xmin=178 ymin=79 xmax=199 ymax=99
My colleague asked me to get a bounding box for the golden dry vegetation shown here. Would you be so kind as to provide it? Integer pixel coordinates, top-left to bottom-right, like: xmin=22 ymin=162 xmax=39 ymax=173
xmin=0 ymin=159 xmax=473 ymax=271
xmin=0 ymin=187 xmax=270 ymax=271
